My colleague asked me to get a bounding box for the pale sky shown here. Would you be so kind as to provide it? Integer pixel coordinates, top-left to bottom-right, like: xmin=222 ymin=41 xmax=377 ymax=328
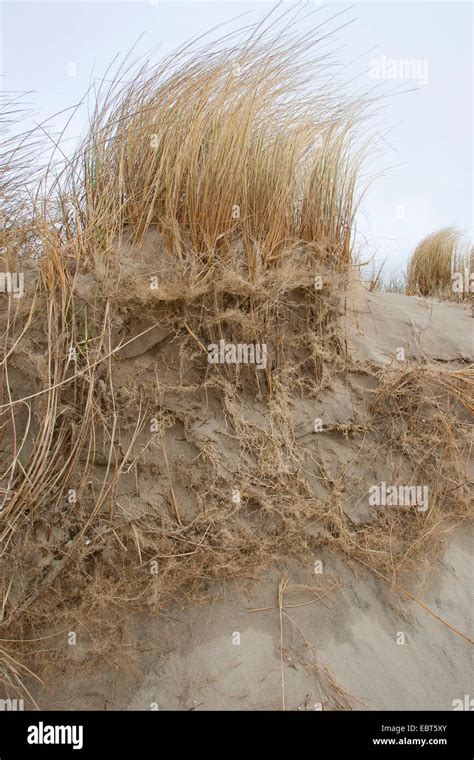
xmin=1 ymin=1 xmax=472 ymax=277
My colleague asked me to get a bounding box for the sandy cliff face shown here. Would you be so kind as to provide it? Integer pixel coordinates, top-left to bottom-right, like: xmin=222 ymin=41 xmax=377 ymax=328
xmin=0 ymin=248 xmax=472 ymax=710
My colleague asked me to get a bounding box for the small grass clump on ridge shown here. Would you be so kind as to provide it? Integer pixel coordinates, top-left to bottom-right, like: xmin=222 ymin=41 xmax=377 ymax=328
xmin=406 ymin=227 xmax=470 ymax=298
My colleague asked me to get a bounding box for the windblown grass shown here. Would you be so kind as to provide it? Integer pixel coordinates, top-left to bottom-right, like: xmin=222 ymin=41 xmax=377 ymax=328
xmin=52 ymin=8 xmax=371 ymax=277
xmin=0 ymin=92 xmax=52 ymax=263
xmin=406 ymin=227 xmax=470 ymax=298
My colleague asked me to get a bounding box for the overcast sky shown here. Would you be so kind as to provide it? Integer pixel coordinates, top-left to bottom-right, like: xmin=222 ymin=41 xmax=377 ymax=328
xmin=1 ymin=1 xmax=472 ymax=276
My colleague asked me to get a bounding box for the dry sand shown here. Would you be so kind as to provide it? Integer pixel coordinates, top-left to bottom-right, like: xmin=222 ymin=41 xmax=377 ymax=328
xmin=31 ymin=527 xmax=472 ymax=711
xmin=17 ymin=281 xmax=472 ymax=711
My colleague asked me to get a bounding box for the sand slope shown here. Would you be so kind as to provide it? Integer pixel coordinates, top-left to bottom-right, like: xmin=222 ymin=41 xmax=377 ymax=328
xmin=345 ymin=283 xmax=473 ymax=366
xmin=32 ymin=527 xmax=472 ymax=711
xmin=26 ymin=287 xmax=472 ymax=711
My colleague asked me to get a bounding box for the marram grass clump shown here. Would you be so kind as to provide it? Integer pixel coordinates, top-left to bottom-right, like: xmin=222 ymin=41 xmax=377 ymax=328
xmin=54 ymin=11 xmax=371 ymax=276
xmin=406 ymin=227 xmax=471 ymax=298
